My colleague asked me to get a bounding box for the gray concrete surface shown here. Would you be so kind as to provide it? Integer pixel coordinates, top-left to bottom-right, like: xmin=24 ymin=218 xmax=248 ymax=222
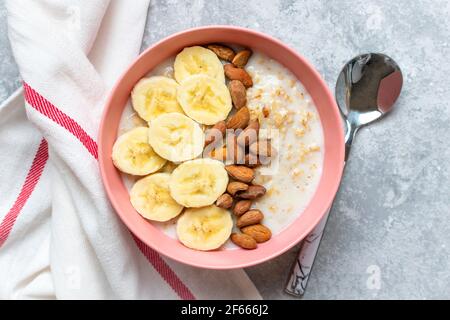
xmin=1 ymin=0 xmax=450 ymax=299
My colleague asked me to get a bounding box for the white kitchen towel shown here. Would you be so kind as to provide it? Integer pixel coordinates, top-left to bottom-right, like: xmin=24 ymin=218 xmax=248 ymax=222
xmin=0 ymin=0 xmax=261 ymax=299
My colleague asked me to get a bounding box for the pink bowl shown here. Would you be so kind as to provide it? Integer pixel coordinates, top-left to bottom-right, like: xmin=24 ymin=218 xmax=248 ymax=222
xmin=98 ymin=26 xmax=344 ymax=269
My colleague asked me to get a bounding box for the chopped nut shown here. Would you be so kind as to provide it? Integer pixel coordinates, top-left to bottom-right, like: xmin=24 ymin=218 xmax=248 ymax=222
xmin=277 ymin=73 xmax=285 ymax=81
xmin=300 ymin=111 xmax=314 ymax=128
xmin=250 ymin=89 xmax=263 ymax=100
xmin=286 ymin=152 xmax=293 ymax=160
xmin=291 ymin=168 xmax=303 ymax=179
xmin=286 ymin=116 xmax=294 ymax=125
xmin=295 ymin=128 xmax=306 ymax=137
xmin=272 ymin=112 xmax=286 ymax=128
xmin=308 ymin=144 xmax=321 ymax=152
xmin=289 ymin=79 xmax=296 ymax=88
xmin=266 ymin=187 xmax=279 ymax=197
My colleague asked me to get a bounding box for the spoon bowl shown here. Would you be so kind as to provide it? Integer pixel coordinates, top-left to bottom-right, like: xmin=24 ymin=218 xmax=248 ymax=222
xmin=335 ymin=53 xmax=403 ymax=159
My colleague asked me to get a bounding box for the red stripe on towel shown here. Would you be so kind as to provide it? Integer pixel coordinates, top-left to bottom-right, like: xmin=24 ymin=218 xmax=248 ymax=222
xmin=21 ymin=82 xmax=195 ymax=300
xmin=0 ymin=139 xmax=48 ymax=248
xmin=133 ymin=234 xmax=196 ymax=300
xmin=23 ymin=82 xmax=98 ymax=159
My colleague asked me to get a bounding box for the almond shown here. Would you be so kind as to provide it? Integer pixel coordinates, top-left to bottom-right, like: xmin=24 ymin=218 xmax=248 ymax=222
xmin=224 ymin=64 xmax=253 ymax=87
xmin=241 ymin=224 xmax=272 ymax=243
xmin=262 ymin=106 xmax=270 ymax=118
xmin=244 ymin=153 xmax=261 ymax=168
xmin=231 ymin=233 xmax=257 ymax=250
xmin=238 ymin=184 xmax=266 ymax=199
xmin=237 ymin=119 xmax=259 ymax=146
xmin=233 ymin=200 xmax=252 ymax=216
xmin=216 ymin=193 xmax=233 ymax=209
xmin=227 ymin=181 xmax=249 ymax=196
xmin=228 ymin=80 xmax=247 ymax=109
xmin=226 ymin=106 xmax=250 ymax=130
xmin=207 ymin=44 xmax=235 ymax=62
xmin=236 ymin=209 xmax=264 ymax=228
xmin=225 ymin=165 xmax=255 ymax=183
xmin=204 ymin=121 xmax=226 ymax=146
xmin=249 ymin=139 xmax=276 ymax=158
xmin=232 ymin=49 xmax=252 ymax=68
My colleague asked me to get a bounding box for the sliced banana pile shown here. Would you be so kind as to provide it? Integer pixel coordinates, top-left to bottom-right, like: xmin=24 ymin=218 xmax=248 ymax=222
xmin=111 ymin=45 xmax=236 ymax=251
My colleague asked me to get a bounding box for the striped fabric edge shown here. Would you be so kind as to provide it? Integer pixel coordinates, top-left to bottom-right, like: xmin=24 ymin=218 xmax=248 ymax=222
xmin=21 ymin=82 xmax=195 ymax=300
xmin=0 ymin=139 xmax=48 ymax=248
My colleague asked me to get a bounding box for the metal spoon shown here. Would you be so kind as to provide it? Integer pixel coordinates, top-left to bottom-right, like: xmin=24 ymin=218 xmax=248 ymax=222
xmin=285 ymin=53 xmax=403 ymax=297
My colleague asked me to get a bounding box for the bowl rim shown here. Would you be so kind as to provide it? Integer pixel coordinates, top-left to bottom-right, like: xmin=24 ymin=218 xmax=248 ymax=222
xmin=99 ymin=25 xmax=345 ymax=269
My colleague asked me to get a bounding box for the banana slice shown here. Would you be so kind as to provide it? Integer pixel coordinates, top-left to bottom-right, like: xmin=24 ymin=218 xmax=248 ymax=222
xmin=174 ymin=46 xmax=225 ymax=83
xmin=148 ymin=113 xmax=205 ymax=162
xmin=176 ymin=205 xmax=232 ymax=251
xmin=112 ymin=127 xmax=167 ymax=175
xmin=169 ymin=158 xmax=229 ymax=207
xmin=130 ymin=173 xmax=183 ymax=222
xmin=177 ymin=74 xmax=232 ymax=125
xmin=131 ymin=76 xmax=184 ymax=121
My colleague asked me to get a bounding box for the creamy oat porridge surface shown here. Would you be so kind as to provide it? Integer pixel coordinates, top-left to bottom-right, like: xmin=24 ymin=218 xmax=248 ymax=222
xmin=118 ymin=50 xmax=324 ymax=248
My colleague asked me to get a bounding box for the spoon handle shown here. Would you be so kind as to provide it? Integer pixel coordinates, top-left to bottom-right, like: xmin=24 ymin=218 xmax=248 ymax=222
xmin=285 ymin=209 xmax=330 ymax=296
xmin=344 ymin=120 xmax=359 ymax=161
xmin=285 ymin=122 xmax=355 ymax=297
